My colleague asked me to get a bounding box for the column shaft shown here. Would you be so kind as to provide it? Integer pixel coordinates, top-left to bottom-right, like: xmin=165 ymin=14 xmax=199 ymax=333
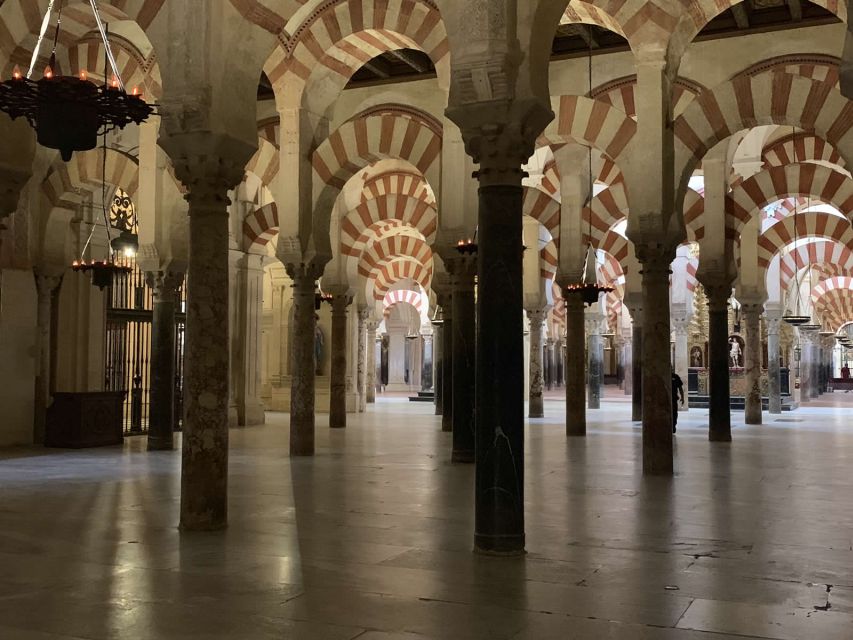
xmin=357 ymin=309 xmax=367 ymax=412
xmin=632 ymin=325 xmax=642 ymax=420
xmin=433 ymin=322 xmax=443 ymax=414
xmin=181 ymin=203 xmax=230 ymax=530
xmin=366 ymin=322 xmax=378 ymax=404
xmin=450 ymin=259 xmax=476 ymax=463
xmin=743 ymin=305 xmax=763 ymax=425
xmin=442 ymin=314 xmax=453 ymax=433
xmin=640 ymin=253 xmax=673 ymax=474
xmin=527 ymin=309 xmax=546 ymax=419
xmin=707 ymin=287 xmax=732 ymax=442
xmin=147 ymin=272 xmax=182 ymax=451
xmin=565 ymin=294 xmax=586 ymax=436
xmin=767 ymin=324 xmax=782 ymax=414
xmin=329 ymin=294 xmax=351 ymax=428
xmin=475 ymin=183 xmax=524 ymax=554
xmin=587 ymin=328 xmax=602 ymax=410
xmin=33 ymin=274 xmax=61 ymax=445
xmin=287 ymin=266 xmax=320 ymax=455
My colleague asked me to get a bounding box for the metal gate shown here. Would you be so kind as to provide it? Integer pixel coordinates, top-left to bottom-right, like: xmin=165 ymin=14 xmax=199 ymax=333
xmin=105 ymin=257 xmax=186 ymax=435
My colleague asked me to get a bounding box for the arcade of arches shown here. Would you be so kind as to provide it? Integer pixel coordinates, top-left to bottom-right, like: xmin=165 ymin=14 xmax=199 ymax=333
xmin=1 ymin=1 xmax=853 ymax=638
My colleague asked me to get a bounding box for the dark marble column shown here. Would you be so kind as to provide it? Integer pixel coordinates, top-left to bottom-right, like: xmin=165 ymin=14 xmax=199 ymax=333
xmin=33 ymin=272 xmax=63 ymax=445
xmin=180 ymin=188 xmax=232 ymax=530
xmin=743 ymin=303 xmax=763 ymax=425
xmin=638 ymin=247 xmax=674 ymax=474
xmin=286 ymin=264 xmax=323 ymax=455
xmin=448 ymin=255 xmax=476 ymax=463
xmin=632 ymin=324 xmax=643 ymax=421
xmin=564 ymin=293 xmax=586 ymax=436
xmin=587 ymin=314 xmax=603 ymax=410
xmin=146 ymin=271 xmax=183 ymax=451
xmin=329 ymin=293 xmax=352 ymax=429
xmin=441 ymin=297 xmax=453 ymax=433
xmin=432 ymin=319 xmax=443 ymax=415
xmin=767 ymin=314 xmax=782 ymax=414
xmin=474 ymin=181 xmax=525 ymax=555
xmin=526 ymin=307 xmax=547 ymax=419
xmin=706 ymin=284 xmax=732 ymax=442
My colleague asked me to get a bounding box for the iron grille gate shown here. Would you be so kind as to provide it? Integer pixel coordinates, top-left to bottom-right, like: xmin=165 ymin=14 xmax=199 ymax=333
xmin=105 ymin=257 xmax=186 ymax=435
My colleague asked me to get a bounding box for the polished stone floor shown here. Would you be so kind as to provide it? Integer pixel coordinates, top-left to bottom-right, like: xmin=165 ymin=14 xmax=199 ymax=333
xmin=1 ymin=391 xmax=852 ymax=639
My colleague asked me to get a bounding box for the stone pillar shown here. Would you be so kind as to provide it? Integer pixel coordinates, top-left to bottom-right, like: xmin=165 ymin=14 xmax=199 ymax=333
xmin=587 ymin=312 xmax=603 ymax=410
xmin=33 ymin=272 xmax=63 ymax=445
xmin=706 ymin=284 xmax=732 ymax=442
xmin=448 ymin=254 xmax=476 ymax=463
xmin=180 ymin=178 xmax=234 ymax=530
xmin=357 ymin=307 xmax=368 ymax=412
xmin=743 ymin=303 xmax=763 ymax=425
xmin=810 ymin=337 xmax=821 ymax=399
xmin=432 ymin=319 xmax=443 ymax=414
xmin=439 ymin=293 xmax=453 ymax=433
xmin=329 ymin=293 xmax=352 ymax=429
xmin=672 ymin=312 xmax=690 ymax=411
xmin=526 ymin=307 xmax=547 ymax=419
xmin=564 ymin=293 xmax=586 ymax=436
xmin=286 ymin=264 xmax=323 ymax=455
xmin=544 ymin=339 xmax=553 ymax=390
xmin=146 ymin=271 xmax=183 ymax=451
xmin=766 ymin=312 xmax=782 ymax=414
xmin=366 ymin=319 xmax=380 ymax=404
xmin=421 ymin=334 xmax=433 ymax=392
xmin=638 ymin=247 xmax=674 ymax=474
xmin=623 ymin=328 xmax=633 ymax=397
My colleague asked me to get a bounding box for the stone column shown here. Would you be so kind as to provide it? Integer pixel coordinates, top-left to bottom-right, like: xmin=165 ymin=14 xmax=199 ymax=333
xmin=811 ymin=337 xmax=822 ymax=399
xmin=544 ymin=339 xmax=553 ymax=390
xmin=180 ymin=176 xmax=235 ymax=530
xmin=33 ymin=271 xmax=63 ymax=445
xmin=233 ymin=254 xmax=266 ymax=426
xmin=587 ymin=312 xmax=603 ymax=410
xmin=439 ymin=292 xmax=453 ymax=433
xmin=672 ymin=311 xmax=690 ymax=411
xmin=146 ymin=271 xmax=183 ymax=451
xmin=638 ymin=247 xmax=675 ymax=474
xmin=366 ymin=319 xmax=380 ymax=404
xmin=526 ymin=307 xmax=547 ymax=419
xmin=564 ymin=293 xmax=586 ymax=436
xmin=357 ymin=307 xmax=368 ymax=412
xmin=766 ymin=312 xmax=782 ymax=414
xmin=286 ymin=264 xmax=323 ymax=455
xmin=622 ymin=328 xmax=633 ymax=397
xmin=706 ymin=283 xmax=732 ymax=442
xmin=743 ymin=303 xmax=763 ymax=425
xmin=329 ymin=293 xmax=352 ymax=429
xmin=421 ymin=333 xmax=434 ymax=392
xmin=432 ymin=319 xmax=443 ymax=414
xmin=447 ymin=254 xmax=476 ymax=463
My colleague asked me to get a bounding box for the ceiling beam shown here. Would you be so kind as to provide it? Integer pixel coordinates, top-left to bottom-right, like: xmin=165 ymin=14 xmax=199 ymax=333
xmin=363 ymin=56 xmax=392 ymax=79
xmin=569 ymin=24 xmax=599 ymax=49
xmin=387 ymin=49 xmax=430 ymax=74
xmin=731 ymin=4 xmax=750 ymax=29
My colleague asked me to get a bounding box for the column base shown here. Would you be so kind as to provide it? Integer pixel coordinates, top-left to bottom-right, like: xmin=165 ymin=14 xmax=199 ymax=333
xmin=709 ymin=431 xmax=732 ymax=443
xmin=528 ymin=411 xmax=544 ymax=419
xmin=474 ymin=534 xmax=526 ymax=556
xmin=179 ymin=519 xmax=227 ymax=532
xmin=147 ymin=435 xmax=174 ymax=451
xmin=451 ymin=449 xmax=474 ymax=464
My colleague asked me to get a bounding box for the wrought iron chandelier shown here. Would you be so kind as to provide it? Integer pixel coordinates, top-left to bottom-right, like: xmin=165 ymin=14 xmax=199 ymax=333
xmin=782 ymin=178 xmax=810 ymax=326
xmin=0 ymin=0 xmax=154 ymax=161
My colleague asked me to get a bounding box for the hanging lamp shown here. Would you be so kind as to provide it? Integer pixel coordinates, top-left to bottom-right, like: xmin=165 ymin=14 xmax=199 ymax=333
xmin=798 ymin=197 xmax=822 ymax=331
xmin=782 ymin=174 xmax=810 ymax=326
xmin=563 ymin=33 xmax=613 ymax=307
xmin=0 ymin=0 xmax=154 ymax=161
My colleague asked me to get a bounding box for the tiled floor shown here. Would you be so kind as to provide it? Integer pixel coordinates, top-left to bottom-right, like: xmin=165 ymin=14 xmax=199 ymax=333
xmin=1 ymin=391 xmax=852 ymax=639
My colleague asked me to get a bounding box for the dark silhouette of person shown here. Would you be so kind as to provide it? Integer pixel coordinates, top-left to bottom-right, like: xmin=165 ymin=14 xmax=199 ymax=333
xmin=672 ymin=372 xmax=685 ymax=433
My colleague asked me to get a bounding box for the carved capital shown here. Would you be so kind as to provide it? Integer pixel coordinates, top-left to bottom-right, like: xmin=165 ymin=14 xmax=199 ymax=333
xmin=526 ymin=307 xmax=548 ymax=327
xmin=635 ymin=243 xmax=675 ymax=276
xmin=444 ymin=254 xmax=478 ymax=290
xmin=146 ymin=271 xmax=185 ymax=303
xmin=285 ymin=262 xmax=325 ymax=289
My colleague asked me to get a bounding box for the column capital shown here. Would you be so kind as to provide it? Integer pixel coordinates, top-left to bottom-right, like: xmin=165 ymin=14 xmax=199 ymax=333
xmin=526 ymin=307 xmax=549 ymax=326
xmin=357 ymin=306 xmax=370 ymax=322
xmin=285 ymin=261 xmax=325 ymax=285
xmin=444 ymin=254 xmax=478 ymax=290
xmin=33 ymin=269 xmax=64 ymax=296
xmin=145 ymin=271 xmax=185 ymax=302
xmin=740 ymin=302 xmax=764 ymax=318
xmin=635 ymin=243 xmax=675 ymax=274
xmin=329 ymin=293 xmax=353 ymax=316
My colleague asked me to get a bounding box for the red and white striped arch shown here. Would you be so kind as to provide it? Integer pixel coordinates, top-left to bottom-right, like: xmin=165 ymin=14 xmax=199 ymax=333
xmin=383 ymin=289 xmax=424 ymax=315
xmin=683 ymin=189 xmax=705 ymax=241
xmin=726 ymin=164 xmax=853 ymax=236
xmin=674 ymin=73 xmax=853 ymax=201
xmin=758 ymin=212 xmax=853 ymax=269
xmin=591 ymin=75 xmax=704 ymax=119
xmin=362 ymin=171 xmax=435 ymax=205
xmin=735 ymin=54 xmax=841 ymax=86
xmin=358 ymin=235 xmax=433 ymax=279
xmin=42 ymin=147 xmax=139 ymax=208
xmin=313 ymin=112 xmax=442 ymax=223
xmin=371 ymin=258 xmax=432 ymax=300
xmin=812 ymin=276 xmax=853 ymax=330
xmin=265 ymin=0 xmax=449 ymax=108
xmin=561 ymin=2 xmax=626 ymax=38
xmin=812 ymin=276 xmax=853 ymax=301
xmin=523 ymin=187 xmax=561 ymax=244
xmin=780 ymin=240 xmax=853 ymax=290
xmin=598 ymin=230 xmax=631 ymax=269
xmin=540 ymin=241 xmax=558 ymax=280
xmin=243 ymin=203 xmax=279 ymax=251
xmin=341 ymin=193 xmax=438 ymax=257
xmin=763 ymin=132 xmax=845 ymax=170
xmin=245 ymin=138 xmax=280 ymax=187
xmin=542 ymin=95 xmax=637 ymax=161
xmin=257 ymin=117 xmax=281 ymax=148
xmin=585 ymin=183 xmax=628 ymax=245
xmin=686 ymin=257 xmax=699 ymax=293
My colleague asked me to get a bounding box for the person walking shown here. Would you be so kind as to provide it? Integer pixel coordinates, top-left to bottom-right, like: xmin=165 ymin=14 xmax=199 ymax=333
xmin=672 ymin=372 xmax=685 ymax=433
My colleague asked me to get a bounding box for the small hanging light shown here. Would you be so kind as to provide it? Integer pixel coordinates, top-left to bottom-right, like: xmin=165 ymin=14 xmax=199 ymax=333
xmin=783 ymin=173 xmax=810 ymax=326
xmin=0 ymin=0 xmax=155 ymax=161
